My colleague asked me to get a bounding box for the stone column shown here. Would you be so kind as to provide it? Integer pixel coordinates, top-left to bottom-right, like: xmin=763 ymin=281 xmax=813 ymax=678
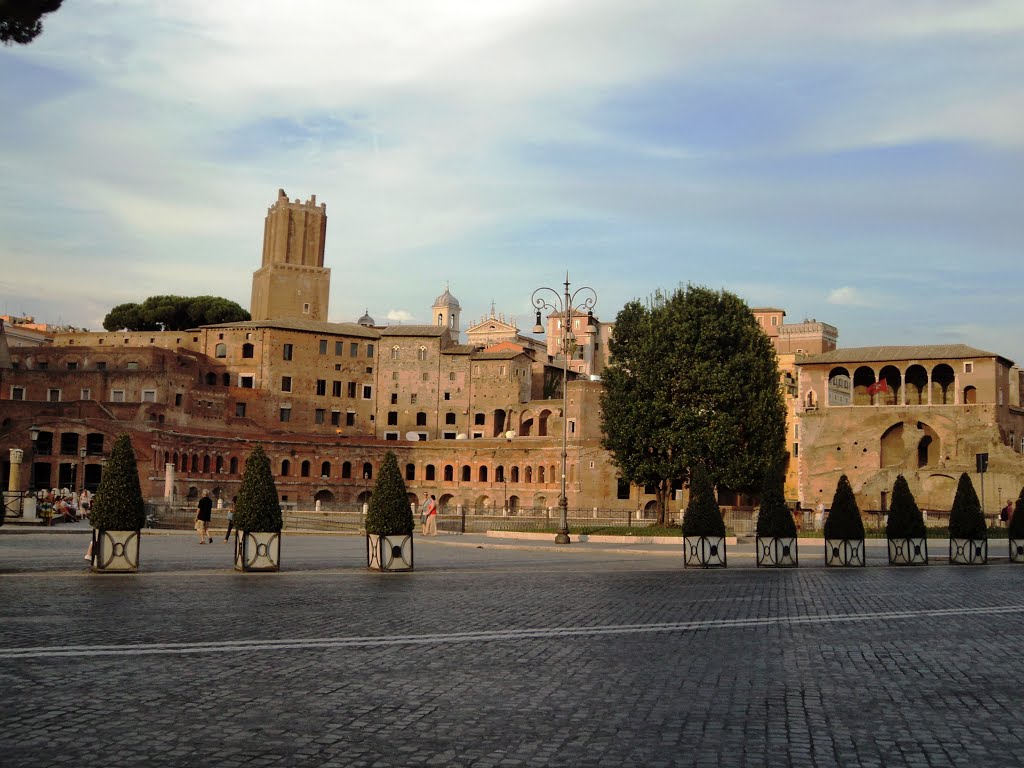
xmin=164 ymin=462 xmax=175 ymax=499
xmin=8 ymin=448 xmax=23 ymax=492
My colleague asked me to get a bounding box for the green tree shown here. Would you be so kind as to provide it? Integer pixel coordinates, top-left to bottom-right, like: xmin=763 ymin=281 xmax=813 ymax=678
xmin=102 ymin=295 xmax=250 ymax=331
xmin=823 ymin=475 xmax=865 ymax=540
xmin=365 ymin=451 xmax=413 ymax=536
xmin=755 ymin=460 xmax=796 ymax=539
xmin=89 ymin=434 xmax=146 ymax=531
xmin=1008 ymin=486 xmax=1024 ymax=540
xmin=1 ymin=0 xmax=64 ymax=45
xmin=600 ymin=285 xmax=787 ymax=524
xmin=681 ymin=464 xmax=726 ymax=538
xmin=233 ymin=445 xmax=282 ymax=533
xmin=885 ymin=475 xmax=926 ymax=539
xmin=948 ymin=472 xmax=986 ymax=539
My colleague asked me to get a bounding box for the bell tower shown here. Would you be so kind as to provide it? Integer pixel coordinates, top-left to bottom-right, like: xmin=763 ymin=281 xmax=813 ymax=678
xmin=250 ymin=189 xmax=331 ymax=322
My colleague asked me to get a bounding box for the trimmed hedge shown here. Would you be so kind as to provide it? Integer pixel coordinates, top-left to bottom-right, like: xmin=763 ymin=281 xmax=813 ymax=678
xmin=886 ymin=475 xmax=926 ymax=539
xmin=89 ymin=433 xmax=146 ymax=531
xmin=755 ymin=461 xmax=796 ymax=538
xmin=823 ymin=474 xmax=865 ymax=540
xmin=948 ymin=472 xmax=986 ymax=539
xmin=233 ymin=445 xmax=283 ymax=533
xmin=682 ymin=464 xmax=726 ymax=538
xmin=1009 ymin=486 xmax=1024 ymax=539
xmin=365 ymin=451 xmax=413 ymax=536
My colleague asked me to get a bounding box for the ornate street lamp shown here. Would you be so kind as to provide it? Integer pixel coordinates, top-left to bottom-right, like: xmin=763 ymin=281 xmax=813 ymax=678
xmin=531 ymin=273 xmax=597 ymax=544
xmin=78 ymin=446 xmax=87 ymax=493
xmin=27 ymin=425 xmax=40 ymax=496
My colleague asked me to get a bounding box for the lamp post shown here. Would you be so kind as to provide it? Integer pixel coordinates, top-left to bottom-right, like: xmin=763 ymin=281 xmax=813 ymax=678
xmin=78 ymin=447 xmax=87 ymax=494
xmin=532 ymin=273 xmax=597 ymax=544
xmin=27 ymin=425 xmax=39 ymax=497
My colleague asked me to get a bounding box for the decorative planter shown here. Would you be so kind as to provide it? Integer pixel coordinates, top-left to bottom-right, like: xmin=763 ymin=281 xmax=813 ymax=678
xmin=683 ymin=536 xmax=727 ymax=568
xmin=949 ymin=537 xmax=987 ymax=565
xmin=755 ymin=536 xmax=798 ymax=568
xmin=234 ymin=530 xmax=281 ymax=572
xmin=888 ymin=537 xmax=928 ymax=566
xmin=1010 ymin=539 xmax=1024 ymax=563
xmin=90 ymin=529 xmax=140 ymax=573
xmin=825 ymin=538 xmax=865 ymax=567
xmin=367 ymin=533 xmax=414 ymax=572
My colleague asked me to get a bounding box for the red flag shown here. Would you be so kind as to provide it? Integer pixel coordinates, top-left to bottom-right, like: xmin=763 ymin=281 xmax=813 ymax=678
xmin=867 ymin=379 xmax=889 ymax=395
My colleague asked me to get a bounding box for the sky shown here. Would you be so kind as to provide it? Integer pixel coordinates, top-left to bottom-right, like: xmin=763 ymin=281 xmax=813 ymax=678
xmin=2 ymin=1 xmax=1023 ymax=363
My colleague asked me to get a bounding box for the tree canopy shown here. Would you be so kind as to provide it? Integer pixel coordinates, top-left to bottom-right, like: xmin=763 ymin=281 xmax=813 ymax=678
xmin=823 ymin=474 xmax=865 ymax=540
xmin=0 ymin=1 xmax=63 ymax=45
xmin=89 ymin=434 xmax=146 ymax=531
xmin=233 ymin=445 xmax=282 ymax=533
xmin=599 ymin=285 xmax=787 ymax=524
xmin=365 ymin=451 xmax=413 ymax=536
xmin=102 ymin=295 xmax=250 ymax=331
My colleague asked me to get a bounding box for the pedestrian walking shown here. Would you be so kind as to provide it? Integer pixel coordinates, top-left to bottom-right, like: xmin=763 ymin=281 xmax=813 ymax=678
xmin=419 ymin=494 xmax=431 ymax=535
xmin=423 ymin=494 xmax=438 ymax=536
xmin=224 ymin=496 xmax=236 ymax=542
xmin=814 ymin=501 xmax=826 ymax=531
xmin=196 ymin=490 xmax=213 ymax=543
xmin=1002 ymin=500 xmax=1014 ymax=527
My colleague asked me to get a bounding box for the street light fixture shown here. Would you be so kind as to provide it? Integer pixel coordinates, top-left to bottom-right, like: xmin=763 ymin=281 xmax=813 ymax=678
xmin=531 ymin=273 xmax=597 ymax=544
xmin=27 ymin=425 xmax=40 ymax=496
xmin=78 ymin=446 xmax=87 ymax=494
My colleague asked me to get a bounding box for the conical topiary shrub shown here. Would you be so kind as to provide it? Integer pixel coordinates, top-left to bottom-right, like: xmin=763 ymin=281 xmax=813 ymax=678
xmin=683 ymin=464 xmax=726 ymax=537
xmin=88 ymin=433 xmax=145 ymax=572
xmin=365 ymin=451 xmax=413 ymax=536
xmin=948 ymin=472 xmax=986 ymax=539
xmin=949 ymin=472 xmax=987 ymax=564
xmin=1009 ymin=486 xmax=1024 ymax=562
xmin=886 ymin=474 xmax=928 ymax=565
xmin=233 ymin=445 xmax=282 ymax=572
xmin=90 ymin=433 xmax=146 ymax=531
xmin=823 ymin=474 xmax=865 ymax=566
xmin=755 ymin=460 xmax=798 ymax=567
xmin=233 ymin=445 xmax=283 ymax=533
xmin=682 ymin=464 xmax=726 ymax=568
xmin=365 ymin=452 xmax=414 ymax=571
xmin=824 ymin=475 xmax=865 ymax=540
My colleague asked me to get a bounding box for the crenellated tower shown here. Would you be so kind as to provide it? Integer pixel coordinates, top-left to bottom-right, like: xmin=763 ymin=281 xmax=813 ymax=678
xmin=250 ymin=189 xmax=331 ymax=322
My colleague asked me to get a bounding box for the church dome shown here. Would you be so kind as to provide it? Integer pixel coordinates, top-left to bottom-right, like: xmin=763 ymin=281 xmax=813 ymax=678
xmin=433 ymin=287 xmax=460 ymax=309
xmin=357 ymin=310 xmax=375 ymax=326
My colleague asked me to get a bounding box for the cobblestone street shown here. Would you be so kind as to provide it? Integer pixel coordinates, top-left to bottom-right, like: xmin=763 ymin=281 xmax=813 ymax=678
xmin=2 ymin=531 xmax=1024 ymax=767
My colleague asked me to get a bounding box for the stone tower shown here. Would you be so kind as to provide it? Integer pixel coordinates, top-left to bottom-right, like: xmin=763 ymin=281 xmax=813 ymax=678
xmin=250 ymin=189 xmax=331 ymax=322
xmin=432 ymin=285 xmax=461 ymax=341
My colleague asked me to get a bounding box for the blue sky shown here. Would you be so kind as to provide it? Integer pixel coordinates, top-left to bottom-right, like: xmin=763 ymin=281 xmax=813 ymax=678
xmin=1 ymin=0 xmax=1022 ymax=363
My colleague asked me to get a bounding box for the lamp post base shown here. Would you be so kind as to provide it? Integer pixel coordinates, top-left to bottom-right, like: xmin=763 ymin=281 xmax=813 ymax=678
xmin=555 ymin=529 xmax=571 ymax=545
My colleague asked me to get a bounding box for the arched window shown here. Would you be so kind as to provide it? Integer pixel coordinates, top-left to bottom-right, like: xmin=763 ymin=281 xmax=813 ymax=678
xmin=538 ymin=466 xmax=546 ymax=483
xmin=191 ymin=454 xmax=199 ymax=473
xmin=342 ymin=461 xmax=352 ymax=479
xmin=479 ymin=466 xmax=488 ymax=482
xmin=180 ymin=454 xmax=188 ymax=472
xmin=321 ymin=461 xmax=331 ymax=477
xmin=461 ymin=465 xmax=471 ymax=481
xmin=496 ymin=465 xmax=505 ymax=482
xmin=437 ymin=313 xmax=443 ymax=326
xmin=444 ymin=465 xmax=454 ymax=482
xmin=426 ymin=465 xmax=436 ymax=481
xmin=215 ymin=343 xmax=226 ymax=358
xmin=418 ymin=346 xmax=427 ymax=361
xmin=406 ymin=463 xmax=416 ymax=481
xmin=281 ymin=459 xmax=291 ymax=476
xmin=301 ymin=460 xmax=311 ymax=477
xmin=525 ymin=466 xmax=533 ymax=483
xmin=241 ymin=343 xmax=254 ymax=358
xmin=391 ymin=345 xmax=400 ymax=360
xmin=362 ymin=462 xmax=373 ymax=480
xmin=205 ymin=372 xmax=216 ymax=385
xmin=229 ymin=457 xmax=238 ymax=474
xmin=963 ymin=385 xmax=977 ymax=404
xmin=215 ymin=455 xmax=223 ymax=473
xmin=511 ymin=466 xmax=519 ymax=483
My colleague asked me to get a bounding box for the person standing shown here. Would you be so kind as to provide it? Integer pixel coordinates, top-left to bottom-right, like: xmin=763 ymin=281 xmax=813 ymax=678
xmin=196 ymin=490 xmax=213 ymax=544
xmin=419 ymin=494 xmax=431 ymax=535
xmin=224 ymin=496 xmax=236 ymax=542
xmin=424 ymin=494 xmax=438 ymax=536
xmin=1002 ymin=500 xmax=1014 ymax=527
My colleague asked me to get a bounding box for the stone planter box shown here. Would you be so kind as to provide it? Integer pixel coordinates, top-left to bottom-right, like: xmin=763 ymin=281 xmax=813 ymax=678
xmin=887 ymin=537 xmax=928 ymax=566
xmin=234 ymin=530 xmax=281 ymax=572
xmin=367 ymin=533 xmax=414 ymax=572
xmin=949 ymin=537 xmax=987 ymax=565
xmin=1010 ymin=539 xmax=1024 ymax=563
xmin=755 ymin=536 xmax=798 ymax=567
xmin=683 ymin=535 xmax=727 ymax=568
xmin=825 ymin=538 xmax=865 ymax=567
xmin=90 ymin=529 xmax=140 ymax=573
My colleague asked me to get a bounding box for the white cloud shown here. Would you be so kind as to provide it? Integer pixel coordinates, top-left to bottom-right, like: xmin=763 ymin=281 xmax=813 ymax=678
xmin=386 ymin=310 xmax=416 ymax=323
xmin=826 ymin=287 xmax=872 ymax=307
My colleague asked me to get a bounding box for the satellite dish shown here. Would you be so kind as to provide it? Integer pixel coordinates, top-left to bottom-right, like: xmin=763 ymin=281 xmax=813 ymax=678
xmin=505 ymin=430 xmax=516 ymax=439
xmin=405 ymin=432 xmax=420 ymax=441
xmin=456 ymin=433 xmax=467 ymax=440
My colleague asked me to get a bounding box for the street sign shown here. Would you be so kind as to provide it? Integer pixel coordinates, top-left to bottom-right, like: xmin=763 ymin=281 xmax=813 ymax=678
xmin=976 ymin=453 xmax=989 ymax=473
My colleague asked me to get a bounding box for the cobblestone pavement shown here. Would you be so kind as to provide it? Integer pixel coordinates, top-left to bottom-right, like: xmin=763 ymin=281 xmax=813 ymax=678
xmin=2 ymin=531 xmax=1024 ymax=767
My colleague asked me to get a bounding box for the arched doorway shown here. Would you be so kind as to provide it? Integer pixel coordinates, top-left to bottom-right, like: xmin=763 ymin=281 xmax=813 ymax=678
xmin=931 ymin=364 xmax=954 ymax=404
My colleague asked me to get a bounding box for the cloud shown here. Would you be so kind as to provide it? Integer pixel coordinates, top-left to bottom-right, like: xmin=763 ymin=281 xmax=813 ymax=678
xmin=826 ymin=287 xmax=872 ymax=307
xmin=386 ymin=310 xmax=416 ymax=323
